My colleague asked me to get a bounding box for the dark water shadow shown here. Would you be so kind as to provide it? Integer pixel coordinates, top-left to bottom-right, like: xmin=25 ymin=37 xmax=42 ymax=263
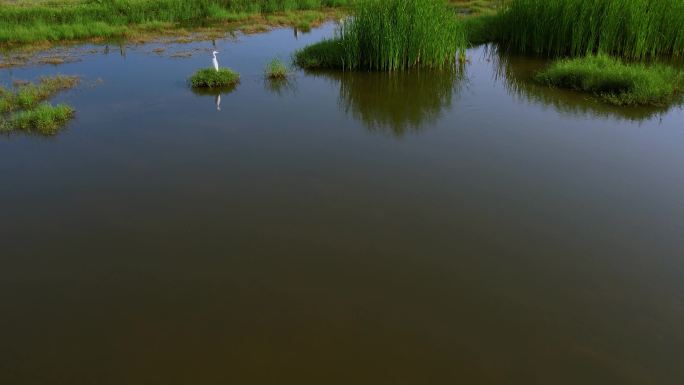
xmin=489 ymin=47 xmax=682 ymax=122
xmin=309 ymin=67 xmax=465 ymax=136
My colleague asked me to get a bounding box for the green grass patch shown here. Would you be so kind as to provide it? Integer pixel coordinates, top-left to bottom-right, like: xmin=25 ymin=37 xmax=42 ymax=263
xmin=295 ymin=0 xmax=467 ymax=71
xmin=265 ymin=58 xmax=289 ymax=79
xmin=2 ymin=103 xmax=74 ymax=135
xmin=1 ymin=75 xmax=79 ymax=113
xmin=190 ymin=68 xmax=240 ymax=88
xmin=0 ymin=0 xmax=354 ymax=44
xmin=1 ymin=75 xmax=79 ymax=135
xmin=535 ymin=55 xmax=684 ymax=106
xmin=493 ymin=0 xmax=684 ymax=60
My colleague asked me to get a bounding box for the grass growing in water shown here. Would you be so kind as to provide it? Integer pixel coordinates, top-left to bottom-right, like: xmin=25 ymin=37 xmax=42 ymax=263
xmin=535 ymin=55 xmax=684 ymax=106
xmin=1 ymin=75 xmax=79 ymax=113
xmin=3 ymin=103 xmax=75 ymax=135
xmin=0 ymin=75 xmax=79 ymax=135
xmin=295 ymin=0 xmax=467 ymax=71
xmin=494 ymin=0 xmax=684 ymax=60
xmin=190 ymin=68 xmax=240 ymax=88
xmin=265 ymin=58 xmax=289 ymax=79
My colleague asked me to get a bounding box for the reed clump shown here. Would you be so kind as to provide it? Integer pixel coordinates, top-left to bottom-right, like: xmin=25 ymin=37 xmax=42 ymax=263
xmin=190 ymin=68 xmax=240 ymax=88
xmin=296 ymin=0 xmax=467 ymax=71
xmin=493 ymin=0 xmax=684 ymax=60
xmin=535 ymin=55 xmax=684 ymax=106
xmin=265 ymin=58 xmax=289 ymax=79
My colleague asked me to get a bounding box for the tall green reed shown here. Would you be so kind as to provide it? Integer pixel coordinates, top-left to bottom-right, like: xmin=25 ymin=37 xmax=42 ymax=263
xmin=297 ymin=0 xmax=466 ymax=71
xmin=494 ymin=0 xmax=684 ymax=60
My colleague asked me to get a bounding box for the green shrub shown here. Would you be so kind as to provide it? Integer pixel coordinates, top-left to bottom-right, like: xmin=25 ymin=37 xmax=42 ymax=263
xmin=190 ymin=68 xmax=240 ymax=88
xmin=296 ymin=0 xmax=466 ymax=71
xmin=494 ymin=0 xmax=684 ymax=60
xmin=535 ymin=55 xmax=684 ymax=106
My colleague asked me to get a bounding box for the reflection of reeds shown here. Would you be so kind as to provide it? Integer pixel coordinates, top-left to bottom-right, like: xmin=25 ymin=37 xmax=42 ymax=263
xmin=264 ymin=78 xmax=297 ymax=97
xmin=490 ymin=49 xmax=680 ymax=122
xmin=313 ymin=65 xmax=464 ymax=135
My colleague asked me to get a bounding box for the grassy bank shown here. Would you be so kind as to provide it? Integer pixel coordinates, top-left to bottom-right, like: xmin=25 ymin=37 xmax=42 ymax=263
xmin=493 ymin=0 xmax=684 ymax=60
xmin=0 ymin=75 xmax=79 ymax=135
xmin=296 ymin=0 xmax=467 ymax=71
xmin=535 ymin=55 xmax=684 ymax=106
xmin=0 ymin=0 xmax=353 ymax=45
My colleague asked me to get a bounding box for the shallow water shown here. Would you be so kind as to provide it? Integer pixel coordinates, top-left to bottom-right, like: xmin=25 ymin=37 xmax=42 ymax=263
xmin=1 ymin=24 xmax=683 ymax=385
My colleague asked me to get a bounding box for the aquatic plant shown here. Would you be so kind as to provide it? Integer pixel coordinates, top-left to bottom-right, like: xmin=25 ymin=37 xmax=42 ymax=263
xmin=296 ymin=0 xmax=467 ymax=71
xmin=265 ymin=58 xmax=289 ymax=79
xmin=493 ymin=0 xmax=684 ymax=60
xmin=0 ymin=76 xmax=79 ymax=113
xmin=535 ymin=55 xmax=684 ymax=106
xmin=190 ymin=68 xmax=240 ymax=88
xmin=493 ymin=53 xmax=675 ymax=121
xmin=314 ymin=68 xmax=464 ymax=134
xmin=0 ymin=75 xmax=79 ymax=135
xmin=294 ymin=39 xmax=346 ymax=69
xmin=2 ymin=103 xmax=75 ymax=135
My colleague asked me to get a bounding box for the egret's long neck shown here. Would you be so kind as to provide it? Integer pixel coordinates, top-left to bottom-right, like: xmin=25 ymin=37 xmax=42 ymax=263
xmin=213 ymin=53 xmax=217 ymax=59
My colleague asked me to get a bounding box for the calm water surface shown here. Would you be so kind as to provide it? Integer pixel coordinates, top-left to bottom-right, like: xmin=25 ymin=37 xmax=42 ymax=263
xmin=1 ymin=25 xmax=683 ymax=385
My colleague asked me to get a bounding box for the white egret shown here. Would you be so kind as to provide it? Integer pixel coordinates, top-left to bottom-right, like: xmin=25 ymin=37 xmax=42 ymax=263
xmin=212 ymin=51 xmax=220 ymax=71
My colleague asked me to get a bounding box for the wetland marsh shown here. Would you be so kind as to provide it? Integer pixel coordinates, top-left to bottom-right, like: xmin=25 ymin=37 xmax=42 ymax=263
xmin=1 ymin=4 xmax=684 ymax=385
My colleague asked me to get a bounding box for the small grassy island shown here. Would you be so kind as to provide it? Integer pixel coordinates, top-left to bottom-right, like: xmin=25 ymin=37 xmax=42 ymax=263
xmin=0 ymin=75 xmax=79 ymax=135
xmin=295 ymin=0 xmax=467 ymax=71
xmin=265 ymin=58 xmax=289 ymax=79
xmin=190 ymin=68 xmax=240 ymax=88
xmin=535 ymin=56 xmax=684 ymax=106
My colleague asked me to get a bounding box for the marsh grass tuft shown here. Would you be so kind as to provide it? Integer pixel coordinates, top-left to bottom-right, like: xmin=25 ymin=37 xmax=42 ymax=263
xmin=494 ymin=0 xmax=684 ymax=60
xmin=1 ymin=75 xmax=79 ymax=113
xmin=535 ymin=55 xmax=684 ymax=106
xmin=2 ymin=103 xmax=75 ymax=135
xmin=190 ymin=68 xmax=240 ymax=88
xmin=296 ymin=0 xmax=466 ymax=71
xmin=0 ymin=75 xmax=79 ymax=135
xmin=265 ymin=58 xmax=289 ymax=79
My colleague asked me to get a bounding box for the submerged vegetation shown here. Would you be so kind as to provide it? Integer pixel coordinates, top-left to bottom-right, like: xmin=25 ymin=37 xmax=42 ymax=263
xmin=190 ymin=68 xmax=240 ymax=88
xmin=265 ymin=58 xmax=289 ymax=79
xmin=0 ymin=75 xmax=79 ymax=135
xmin=493 ymin=0 xmax=684 ymax=60
xmin=535 ymin=55 xmax=684 ymax=106
xmin=296 ymin=0 xmax=467 ymax=71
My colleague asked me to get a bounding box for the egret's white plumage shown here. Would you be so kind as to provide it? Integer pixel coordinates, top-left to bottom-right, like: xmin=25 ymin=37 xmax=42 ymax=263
xmin=212 ymin=51 xmax=219 ymax=71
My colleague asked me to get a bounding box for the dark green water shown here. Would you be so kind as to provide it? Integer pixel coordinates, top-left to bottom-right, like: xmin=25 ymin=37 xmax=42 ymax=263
xmin=1 ymin=25 xmax=683 ymax=385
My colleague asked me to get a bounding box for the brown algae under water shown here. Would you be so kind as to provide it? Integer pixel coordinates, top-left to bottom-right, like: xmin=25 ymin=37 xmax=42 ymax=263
xmin=1 ymin=24 xmax=684 ymax=385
